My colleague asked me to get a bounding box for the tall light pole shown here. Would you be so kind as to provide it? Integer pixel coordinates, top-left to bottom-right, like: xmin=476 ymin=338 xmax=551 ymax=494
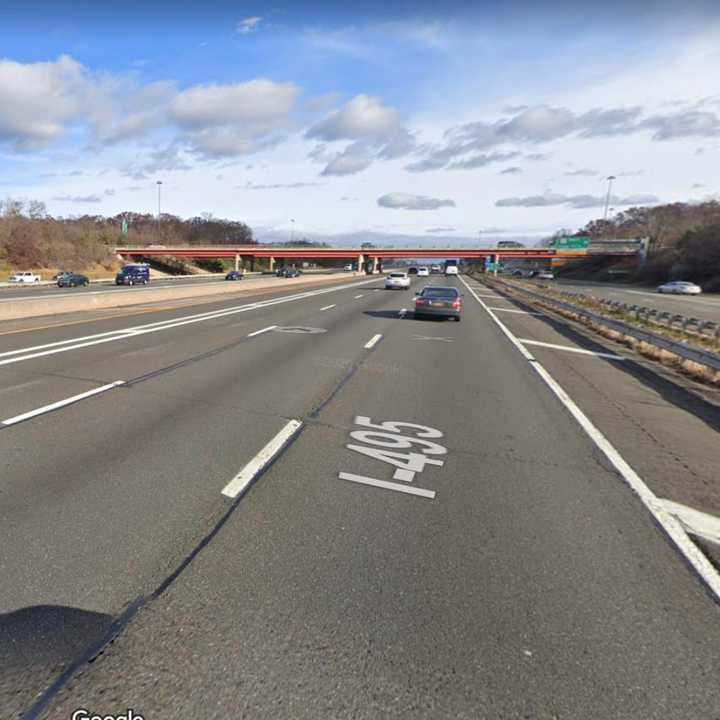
xmin=155 ymin=180 xmax=163 ymax=242
xmin=290 ymin=218 xmax=295 ymax=244
xmin=603 ymin=175 xmax=616 ymax=222
xmin=156 ymin=180 xmax=163 ymax=218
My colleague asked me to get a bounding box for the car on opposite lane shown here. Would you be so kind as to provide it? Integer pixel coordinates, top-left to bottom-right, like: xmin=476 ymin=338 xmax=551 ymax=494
xmin=225 ymin=270 xmax=244 ymax=281
xmin=9 ymin=271 xmax=41 ymax=283
xmin=57 ymin=271 xmax=89 ymax=287
xmin=417 ymin=267 xmax=430 ymax=277
xmin=414 ymin=285 xmax=462 ymax=321
xmin=276 ymin=268 xmax=301 ymax=278
xmin=385 ymin=271 xmax=411 ymax=290
xmin=536 ymin=271 xmax=554 ymax=280
xmin=657 ymin=280 xmax=702 ymax=295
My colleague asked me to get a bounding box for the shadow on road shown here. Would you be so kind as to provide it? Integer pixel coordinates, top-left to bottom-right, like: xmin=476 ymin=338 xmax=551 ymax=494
xmin=363 ymin=310 xmax=411 ymax=319
xmin=0 ymin=604 xmax=114 ymax=718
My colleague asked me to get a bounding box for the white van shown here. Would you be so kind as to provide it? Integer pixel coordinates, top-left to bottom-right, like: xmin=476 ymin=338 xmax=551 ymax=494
xmin=444 ymin=265 xmax=458 ymax=276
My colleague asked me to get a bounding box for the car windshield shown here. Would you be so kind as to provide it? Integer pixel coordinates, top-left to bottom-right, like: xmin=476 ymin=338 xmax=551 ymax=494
xmin=421 ymin=287 xmax=459 ymax=298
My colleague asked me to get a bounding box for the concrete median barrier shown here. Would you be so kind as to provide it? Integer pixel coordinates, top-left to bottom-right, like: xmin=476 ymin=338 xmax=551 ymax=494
xmin=0 ymin=273 xmax=366 ymax=322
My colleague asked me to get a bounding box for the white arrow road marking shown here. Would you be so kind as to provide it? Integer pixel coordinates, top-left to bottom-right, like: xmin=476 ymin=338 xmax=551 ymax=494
xmin=488 ymin=307 xmax=543 ymax=315
xmin=518 ymin=338 xmax=625 ymax=360
xmin=658 ymin=500 xmax=720 ymax=545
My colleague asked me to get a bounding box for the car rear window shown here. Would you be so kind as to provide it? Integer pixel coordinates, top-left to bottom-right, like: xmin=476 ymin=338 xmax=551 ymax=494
xmin=390 ymin=273 xmax=406 ymax=278
xmin=421 ymin=287 xmax=459 ymax=298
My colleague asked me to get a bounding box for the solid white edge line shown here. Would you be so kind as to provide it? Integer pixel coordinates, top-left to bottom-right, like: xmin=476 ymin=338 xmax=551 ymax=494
xmin=518 ymin=338 xmax=626 ymax=360
xmin=320 ymin=304 xmax=336 ymax=311
xmin=339 ymin=472 xmax=436 ymax=499
xmin=354 ymin=294 xmax=364 ymax=299
xmin=247 ymin=325 xmax=277 ymax=337
xmin=459 ymin=274 xmax=720 ymax=601
xmin=658 ymin=500 xmax=720 ymax=546
xmin=2 ymin=381 xmax=125 ymax=426
xmin=221 ymin=419 xmax=303 ymax=498
xmin=364 ymin=333 xmax=383 ymax=349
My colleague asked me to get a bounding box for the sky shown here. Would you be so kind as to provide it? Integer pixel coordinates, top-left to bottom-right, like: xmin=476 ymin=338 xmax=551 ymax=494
xmin=1 ymin=0 xmax=719 ymax=245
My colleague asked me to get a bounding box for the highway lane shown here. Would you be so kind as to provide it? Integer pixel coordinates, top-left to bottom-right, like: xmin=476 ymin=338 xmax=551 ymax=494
xmin=0 ymin=270 xmax=345 ymax=303
xmin=550 ymin=278 xmax=720 ymax=323
xmin=0 ymin=274 xmax=409 ymax=713
xmin=1 ymin=274 xmax=719 ymax=718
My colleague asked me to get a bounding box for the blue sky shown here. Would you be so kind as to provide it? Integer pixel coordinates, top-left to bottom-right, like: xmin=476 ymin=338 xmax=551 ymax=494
xmin=1 ymin=1 xmax=720 ymax=243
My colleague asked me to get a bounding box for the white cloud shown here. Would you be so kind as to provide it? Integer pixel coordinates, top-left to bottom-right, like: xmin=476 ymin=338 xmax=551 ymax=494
xmin=0 ymin=55 xmax=86 ymax=149
xmin=640 ymin=110 xmax=720 ymax=140
xmin=321 ymin=142 xmax=375 ymax=176
xmin=51 ymin=193 xmax=103 ymax=203
xmin=236 ymin=17 xmax=262 ymax=35
xmin=495 ymin=193 xmax=660 ymax=209
xmin=307 ymin=94 xmax=403 ymax=142
xmin=378 ymin=192 xmax=456 ymax=210
xmin=169 ymin=79 xmax=301 ymax=158
xmin=170 ymin=80 xmax=300 ymax=129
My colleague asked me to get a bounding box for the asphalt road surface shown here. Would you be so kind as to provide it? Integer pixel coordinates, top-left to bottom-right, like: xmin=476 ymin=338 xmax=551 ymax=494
xmin=551 ymin=278 xmax=720 ymax=323
xmin=0 ymin=270 xmax=343 ymax=302
xmin=1 ymin=274 xmax=719 ymax=719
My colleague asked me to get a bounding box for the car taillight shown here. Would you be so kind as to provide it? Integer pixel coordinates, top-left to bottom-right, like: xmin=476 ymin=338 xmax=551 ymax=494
xmin=415 ymin=298 xmax=426 ymax=305
xmin=452 ymin=299 xmax=461 ymax=308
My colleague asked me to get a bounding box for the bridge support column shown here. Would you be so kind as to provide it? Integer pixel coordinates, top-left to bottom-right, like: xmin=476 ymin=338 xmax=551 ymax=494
xmin=371 ymin=256 xmax=379 ymax=274
xmin=357 ymin=254 xmax=364 ymax=275
xmin=493 ymin=253 xmax=499 ymax=276
xmin=269 ymin=256 xmax=275 ymax=272
xmin=234 ymin=253 xmax=240 ymax=272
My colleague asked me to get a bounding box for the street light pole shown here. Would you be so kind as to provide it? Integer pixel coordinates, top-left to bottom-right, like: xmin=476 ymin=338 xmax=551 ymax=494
xmin=603 ymin=175 xmax=616 ymax=222
xmin=290 ymin=218 xmax=295 ymax=245
xmin=156 ymin=180 xmax=163 ymax=242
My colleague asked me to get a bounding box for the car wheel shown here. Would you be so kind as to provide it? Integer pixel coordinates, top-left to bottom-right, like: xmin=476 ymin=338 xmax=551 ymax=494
xmin=454 ymin=316 xmax=461 ymax=322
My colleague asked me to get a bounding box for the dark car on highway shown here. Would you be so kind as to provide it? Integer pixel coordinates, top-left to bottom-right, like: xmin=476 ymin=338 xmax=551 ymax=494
xmin=225 ymin=270 xmax=244 ymax=281
xmin=57 ymin=271 xmax=89 ymax=288
xmin=276 ymin=268 xmax=301 ymax=278
xmin=413 ymin=285 xmax=462 ymax=321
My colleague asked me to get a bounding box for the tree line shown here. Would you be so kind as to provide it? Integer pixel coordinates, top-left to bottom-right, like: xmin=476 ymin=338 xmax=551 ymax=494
xmin=0 ymin=198 xmax=256 ymax=272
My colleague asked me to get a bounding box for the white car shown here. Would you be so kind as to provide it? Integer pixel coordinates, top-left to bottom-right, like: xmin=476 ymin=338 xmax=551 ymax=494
xmin=657 ymin=281 xmax=702 ymax=295
xmin=445 ymin=265 xmax=459 ymax=276
xmin=9 ymin=271 xmax=41 ymax=283
xmin=343 ymin=264 xmax=353 ymax=272
xmin=417 ymin=267 xmax=430 ymax=277
xmin=536 ymin=271 xmax=554 ymax=280
xmin=385 ymin=272 xmax=411 ymax=290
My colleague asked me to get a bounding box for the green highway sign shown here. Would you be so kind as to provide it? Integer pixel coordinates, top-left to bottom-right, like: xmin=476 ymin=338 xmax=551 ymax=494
xmin=553 ymin=235 xmax=590 ymax=249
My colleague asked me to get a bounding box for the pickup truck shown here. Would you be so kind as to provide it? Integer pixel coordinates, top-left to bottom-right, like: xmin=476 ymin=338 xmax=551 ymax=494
xmin=9 ymin=271 xmax=41 ymax=283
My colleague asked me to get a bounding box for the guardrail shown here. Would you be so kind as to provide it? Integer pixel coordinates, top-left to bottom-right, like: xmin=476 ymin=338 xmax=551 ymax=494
xmin=479 ymin=276 xmax=720 ymax=373
xmin=574 ymin=295 xmax=720 ymax=341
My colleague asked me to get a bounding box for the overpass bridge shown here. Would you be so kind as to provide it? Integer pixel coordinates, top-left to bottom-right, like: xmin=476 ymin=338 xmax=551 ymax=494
xmin=115 ymin=245 xmax=640 ymax=272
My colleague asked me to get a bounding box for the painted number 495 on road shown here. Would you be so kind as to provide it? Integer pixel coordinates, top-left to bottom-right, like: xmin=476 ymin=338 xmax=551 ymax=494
xmin=338 ymin=416 xmax=447 ymax=500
